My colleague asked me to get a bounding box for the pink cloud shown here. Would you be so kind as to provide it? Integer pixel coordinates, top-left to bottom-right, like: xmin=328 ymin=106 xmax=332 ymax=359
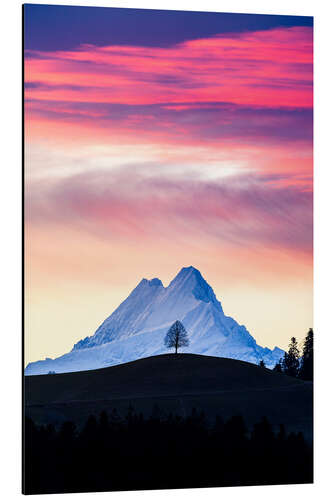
xmin=25 ymin=26 xmax=313 ymax=110
xmin=26 ymin=168 xmax=312 ymax=256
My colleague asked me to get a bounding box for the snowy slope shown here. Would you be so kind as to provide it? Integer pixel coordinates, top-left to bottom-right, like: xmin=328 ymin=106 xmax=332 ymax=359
xmin=25 ymin=266 xmax=284 ymax=375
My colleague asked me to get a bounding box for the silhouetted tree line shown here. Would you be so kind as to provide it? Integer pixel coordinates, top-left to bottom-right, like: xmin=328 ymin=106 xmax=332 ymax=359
xmin=259 ymin=328 xmax=313 ymax=381
xmin=24 ymin=406 xmax=313 ymax=494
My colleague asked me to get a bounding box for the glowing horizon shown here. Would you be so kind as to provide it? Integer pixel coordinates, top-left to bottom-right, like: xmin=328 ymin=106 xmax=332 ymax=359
xmin=24 ymin=6 xmax=313 ymax=365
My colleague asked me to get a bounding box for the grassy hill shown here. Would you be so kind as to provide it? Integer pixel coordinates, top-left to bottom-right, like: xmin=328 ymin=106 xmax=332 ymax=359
xmin=25 ymin=353 xmax=313 ymax=438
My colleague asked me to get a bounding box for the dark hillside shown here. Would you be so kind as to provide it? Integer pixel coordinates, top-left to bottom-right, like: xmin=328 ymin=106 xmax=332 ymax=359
xmin=25 ymin=353 xmax=312 ymax=438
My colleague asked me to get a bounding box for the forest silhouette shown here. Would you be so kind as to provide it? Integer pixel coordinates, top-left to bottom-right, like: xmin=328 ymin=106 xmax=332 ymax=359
xmin=24 ymin=406 xmax=313 ymax=494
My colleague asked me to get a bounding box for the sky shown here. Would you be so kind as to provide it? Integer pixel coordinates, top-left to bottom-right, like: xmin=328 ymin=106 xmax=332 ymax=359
xmin=24 ymin=4 xmax=313 ymax=365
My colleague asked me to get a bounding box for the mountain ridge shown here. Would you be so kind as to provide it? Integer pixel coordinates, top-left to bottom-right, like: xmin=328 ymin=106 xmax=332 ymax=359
xmin=25 ymin=266 xmax=284 ymax=375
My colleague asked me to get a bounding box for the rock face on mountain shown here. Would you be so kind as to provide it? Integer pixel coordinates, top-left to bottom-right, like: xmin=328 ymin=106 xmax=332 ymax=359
xmin=25 ymin=266 xmax=284 ymax=375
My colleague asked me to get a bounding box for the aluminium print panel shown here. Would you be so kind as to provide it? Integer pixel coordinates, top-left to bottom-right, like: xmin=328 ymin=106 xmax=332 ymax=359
xmin=23 ymin=3 xmax=313 ymax=494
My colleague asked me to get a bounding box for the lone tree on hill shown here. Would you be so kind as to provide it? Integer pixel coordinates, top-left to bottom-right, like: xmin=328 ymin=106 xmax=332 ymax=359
xmin=259 ymin=360 xmax=266 ymax=368
xmin=164 ymin=320 xmax=189 ymax=354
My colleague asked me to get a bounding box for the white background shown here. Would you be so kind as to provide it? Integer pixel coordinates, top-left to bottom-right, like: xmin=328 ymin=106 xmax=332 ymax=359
xmin=0 ymin=0 xmax=332 ymax=498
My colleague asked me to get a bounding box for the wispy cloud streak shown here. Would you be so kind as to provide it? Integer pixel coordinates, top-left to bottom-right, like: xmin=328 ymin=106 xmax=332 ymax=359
xmin=25 ymin=27 xmax=313 ymax=112
xmin=27 ymin=168 xmax=312 ymax=255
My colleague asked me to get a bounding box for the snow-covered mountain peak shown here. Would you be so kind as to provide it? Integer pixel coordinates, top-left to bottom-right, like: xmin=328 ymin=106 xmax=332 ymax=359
xmin=168 ymin=266 xmax=221 ymax=308
xmin=170 ymin=265 xmax=200 ymax=282
xmin=127 ymin=277 xmax=164 ymax=301
xmin=135 ymin=277 xmax=164 ymax=289
xmin=25 ymin=266 xmax=284 ymax=375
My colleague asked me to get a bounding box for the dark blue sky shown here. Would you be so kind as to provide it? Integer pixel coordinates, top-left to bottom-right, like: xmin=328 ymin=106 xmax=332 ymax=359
xmin=24 ymin=3 xmax=313 ymax=51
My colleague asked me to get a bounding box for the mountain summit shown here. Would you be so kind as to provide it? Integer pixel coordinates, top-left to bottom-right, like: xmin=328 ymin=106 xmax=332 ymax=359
xmin=25 ymin=266 xmax=284 ymax=375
